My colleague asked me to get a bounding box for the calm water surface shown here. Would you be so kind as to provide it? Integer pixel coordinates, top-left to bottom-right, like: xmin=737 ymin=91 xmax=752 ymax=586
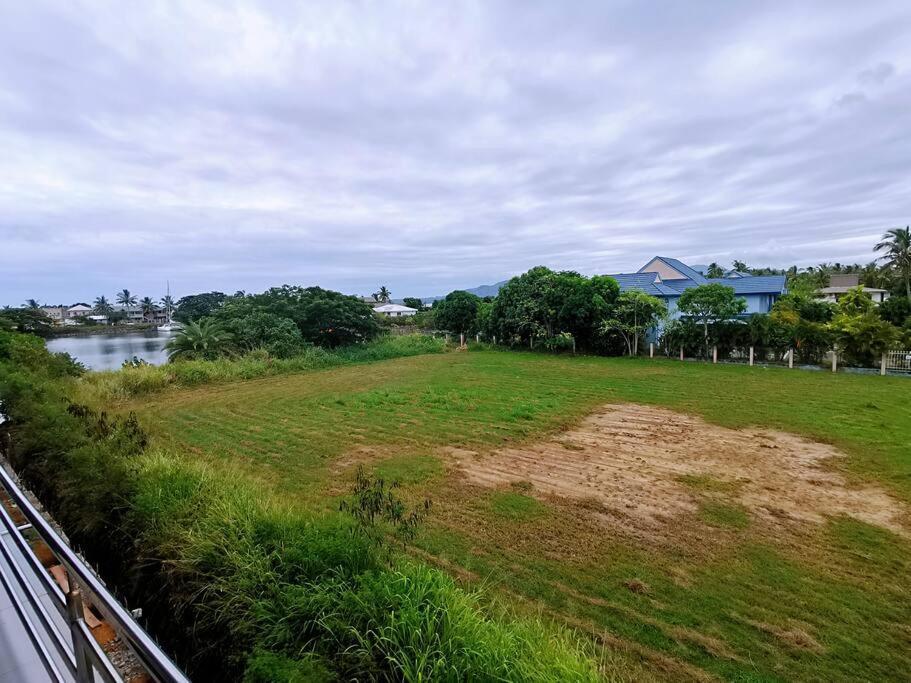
xmin=46 ymin=330 xmax=175 ymax=370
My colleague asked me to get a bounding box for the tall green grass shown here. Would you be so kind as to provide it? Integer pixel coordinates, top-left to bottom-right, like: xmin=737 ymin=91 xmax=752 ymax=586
xmin=75 ymin=334 xmax=447 ymax=403
xmin=128 ymin=451 xmax=603 ymax=680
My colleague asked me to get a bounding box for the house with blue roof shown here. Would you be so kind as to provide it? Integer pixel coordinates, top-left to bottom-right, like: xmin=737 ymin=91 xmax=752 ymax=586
xmin=606 ymin=256 xmax=787 ymax=331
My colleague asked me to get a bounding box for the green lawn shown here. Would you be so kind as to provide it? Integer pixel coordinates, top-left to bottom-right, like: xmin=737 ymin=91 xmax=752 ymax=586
xmin=128 ymin=349 xmax=911 ymax=681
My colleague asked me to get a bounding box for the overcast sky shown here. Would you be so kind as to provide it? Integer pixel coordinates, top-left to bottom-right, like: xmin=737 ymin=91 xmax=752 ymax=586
xmin=2 ymin=1 xmax=910 ymax=305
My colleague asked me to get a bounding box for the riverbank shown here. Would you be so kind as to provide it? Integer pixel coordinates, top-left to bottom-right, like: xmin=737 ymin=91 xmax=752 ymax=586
xmin=46 ymin=323 xmax=158 ymax=338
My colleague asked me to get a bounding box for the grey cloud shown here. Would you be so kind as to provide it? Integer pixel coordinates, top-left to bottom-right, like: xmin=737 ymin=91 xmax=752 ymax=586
xmin=1 ymin=0 xmax=911 ymax=306
xmin=858 ymin=62 xmax=895 ymax=85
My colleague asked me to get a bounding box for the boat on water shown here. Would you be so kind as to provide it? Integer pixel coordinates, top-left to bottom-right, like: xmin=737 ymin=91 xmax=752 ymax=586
xmin=157 ymin=281 xmax=182 ymax=332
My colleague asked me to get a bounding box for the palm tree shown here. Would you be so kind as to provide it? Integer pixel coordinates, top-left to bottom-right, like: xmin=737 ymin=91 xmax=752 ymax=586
xmin=160 ymin=294 xmax=175 ymax=312
xmin=706 ymin=263 xmax=724 ymax=278
xmin=116 ymin=288 xmax=137 ymax=308
xmin=875 ymin=226 xmax=911 ymax=301
xmin=24 ymin=299 xmax=41 ymax=309
xmin=93 ymin=295 xmax=113 ymax=315
xmin=140 ymin=296 xmax=156 ymax=322
xmin=165 ymin=319 xmax=234 ymax=360
xmin=373 ymin=286 xmax=391 ymax=303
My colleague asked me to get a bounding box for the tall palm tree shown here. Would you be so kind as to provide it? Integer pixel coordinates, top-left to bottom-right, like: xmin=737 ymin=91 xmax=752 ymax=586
xmin=373 ymin=286 xmax=391 ymax=303
xmin=160 ymin=294 xmax=175 ymax=311
xmin=140 ymin=296 xmax=156 ymax=322
xmin=165 ymin=319 xmax=233 ymax=361
xmin=875 ymin=226 xmax=911 ymax=301
xmin=116 ymin=288 xmax=137 ymax=308
xmin=25 ymin=299 xmax=41 ymax=309
xmin=93 ymin=295 xmax=113 ymax=315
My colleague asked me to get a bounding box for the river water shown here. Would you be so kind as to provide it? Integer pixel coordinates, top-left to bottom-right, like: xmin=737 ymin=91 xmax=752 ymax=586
xmin=46 ymin=330 xmax=176 ymax=370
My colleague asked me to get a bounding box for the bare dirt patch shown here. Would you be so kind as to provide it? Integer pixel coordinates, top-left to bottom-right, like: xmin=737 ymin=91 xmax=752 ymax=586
xmin=452 ymin=404 xmax=906 ymax=537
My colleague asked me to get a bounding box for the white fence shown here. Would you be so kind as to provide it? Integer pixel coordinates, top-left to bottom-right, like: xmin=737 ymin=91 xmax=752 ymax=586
xmin=884 ymin=349 xmax=911 ymax=373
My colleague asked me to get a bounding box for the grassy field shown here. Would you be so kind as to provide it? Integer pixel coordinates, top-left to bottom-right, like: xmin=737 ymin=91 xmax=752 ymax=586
xmin=126 ymin=349 xmax=911 ymax=682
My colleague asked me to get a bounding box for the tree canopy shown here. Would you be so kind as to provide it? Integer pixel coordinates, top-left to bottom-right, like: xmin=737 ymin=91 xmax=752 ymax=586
xmin=174 ymin=292 xmax=228 ymax=322
xmin=676 ymin=283 xmax=747 ymax=357
xmin=432 ymin=290 xmax=481 ymax=335
xmin=488 ymin=266 xmax=619 ymax=349
xmin=213 ymin=286 xmax=380 ymax=348
xmin=601 ymin=290 xmax=666 ymax=355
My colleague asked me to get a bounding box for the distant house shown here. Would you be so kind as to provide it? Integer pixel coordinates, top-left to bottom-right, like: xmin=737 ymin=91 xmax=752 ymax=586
xmin=40 ymin=306 xmax=68 ymax=324
xmin=606 ymin=256 xmax=787 ymax=328
xmin=66 ymin=304 xmax=93 ymax=318
xmin=373 ymin=304 xmax=417 ymax=318
xmin=816 ymin=274 xmax=889 ymax=304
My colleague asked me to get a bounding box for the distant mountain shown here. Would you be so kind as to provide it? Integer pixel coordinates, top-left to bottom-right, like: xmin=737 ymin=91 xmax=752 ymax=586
xmin=406 ymin=280 xmax=509 ymax=304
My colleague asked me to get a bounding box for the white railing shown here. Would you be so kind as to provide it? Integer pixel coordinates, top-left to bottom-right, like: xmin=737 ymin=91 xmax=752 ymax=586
xmin=884 ymin=349 xmax=911 ymax=373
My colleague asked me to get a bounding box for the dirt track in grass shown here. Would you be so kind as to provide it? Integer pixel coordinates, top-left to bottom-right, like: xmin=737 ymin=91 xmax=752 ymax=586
xmin=452 ymin=404 xmax=907 ymax=538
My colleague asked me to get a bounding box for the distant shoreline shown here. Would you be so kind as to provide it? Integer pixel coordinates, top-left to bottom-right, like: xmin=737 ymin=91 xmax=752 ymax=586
xmin=45 ymin=324 xmax=160 ymax=338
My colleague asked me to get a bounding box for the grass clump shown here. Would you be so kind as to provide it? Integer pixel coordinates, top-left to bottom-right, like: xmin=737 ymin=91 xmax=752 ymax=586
xmin=489 ymin=491 xmax=547 ymax=522
xmin=374 ymin=454 xmax=443 ymax=485
xmin=698 ymin=501 xmax=751 ymax=529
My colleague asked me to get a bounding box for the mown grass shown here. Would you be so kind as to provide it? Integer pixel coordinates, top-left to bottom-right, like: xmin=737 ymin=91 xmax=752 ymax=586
xmin=72 ymin=334 xmax=447 ymax=404
xmin=120 ymin=349 xmax=911 ymax=681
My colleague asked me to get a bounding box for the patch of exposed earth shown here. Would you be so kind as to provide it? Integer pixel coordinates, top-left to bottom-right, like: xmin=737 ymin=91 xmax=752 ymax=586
xmin=449 ymin=404 xmax=906 ymax=537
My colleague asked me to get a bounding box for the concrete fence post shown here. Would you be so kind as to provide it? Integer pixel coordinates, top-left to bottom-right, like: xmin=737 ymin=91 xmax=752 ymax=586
xmin=831 ymin=350 xmax=837 ymax=373
xmin=789 ymin=348 xmax=794 ymax=368
xmin=66 ymin=587 xmax=93 ymax=683
xmin=572 ymin=337 xmax=576 ymax=355
xmin=680 ymin=346 xmax=684 ymax=361
xmin=712 ymin=346 xmax=718 ymax=364
xmin=493 ymin=335 xmax=497 ymax=345
xmin=881 ymin=353 xmax=887 ymax=376
xmin=476 ymin=333 xmax=479 ymax=343
xmin=649 ymin=342 xmax=654 ymax=358
xmin=749 ymin=346 xmax=754 ymax=366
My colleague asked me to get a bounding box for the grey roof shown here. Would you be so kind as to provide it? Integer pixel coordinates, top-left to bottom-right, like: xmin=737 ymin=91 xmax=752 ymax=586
xmin=707 ymin=275 xmax=786 ymax=294
xmin=605 ymin=273 xmax=681 ymax=297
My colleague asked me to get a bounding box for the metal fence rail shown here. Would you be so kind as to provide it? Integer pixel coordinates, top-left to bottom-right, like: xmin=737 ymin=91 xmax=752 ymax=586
xmin=0 ymin=465 xmax=190 ymax=683
xmin=885 ymin=349 xmax=911 ymax=373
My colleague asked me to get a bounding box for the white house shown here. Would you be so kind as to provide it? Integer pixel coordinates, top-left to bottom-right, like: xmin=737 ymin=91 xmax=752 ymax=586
xmin=816 ymin=274 xmax=889 ymax=304
xmin=373 ymin=303 xmax=418 ymax=318
xmin=66 ymin=304 xmax=93 ymax=318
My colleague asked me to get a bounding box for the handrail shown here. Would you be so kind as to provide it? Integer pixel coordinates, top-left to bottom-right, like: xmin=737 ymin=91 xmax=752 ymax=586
xmin=0 ymin=466 xmax=190 ymax=683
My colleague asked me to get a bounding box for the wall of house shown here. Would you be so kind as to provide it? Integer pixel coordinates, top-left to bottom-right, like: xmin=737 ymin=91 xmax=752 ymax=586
xmin=640 ymin=258 xmax=687 ymax=281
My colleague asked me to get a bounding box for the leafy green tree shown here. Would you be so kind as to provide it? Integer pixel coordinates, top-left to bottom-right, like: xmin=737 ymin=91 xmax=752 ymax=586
xmin=488 ymin=267 xmax=618 ymax=349
xmin=116 ymin=289 xmax=137 ymax=308
xmin=402 ymin=297 xmax=424 ymax=310
xmin=706 ymin=263 xmax=725 ymax=278
xmin=165 ymin=319 xmax=234 ymax=361
xmin=829 ymin=310 xmax=898 ymax=366
xmin=433 ymin=290 xmax=481 ymax=335
xmin=826 ymin=286 xmax=898 ymax=365
xmin=835 ymin=286 xmax=875 ymax=317
xmin=173 ymin=291 xmax=227 ymax=322
xmin=600 ymin=290 xmax=666 ymax=355
xmin=25 ymin=298 xmax=41 ymax=309
xmin=732 ymin=260 xmax=749 ymax=273
xmin=0 ymin=308 xmax=54 ymax=337
xmin=214 ymin=286 xmax=379 ymax=347
xmin=676 ymin=283 xmax=747 ymax=359
xmin=874 ymin=226 xmax=911 ymax=301
xmin=373 ymin=286 xmax=391 ymax=303
xmin=223 ymin=311 xmax=304 ymax=358
xmin=878 ymin=296 xmax=911 ymax=327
